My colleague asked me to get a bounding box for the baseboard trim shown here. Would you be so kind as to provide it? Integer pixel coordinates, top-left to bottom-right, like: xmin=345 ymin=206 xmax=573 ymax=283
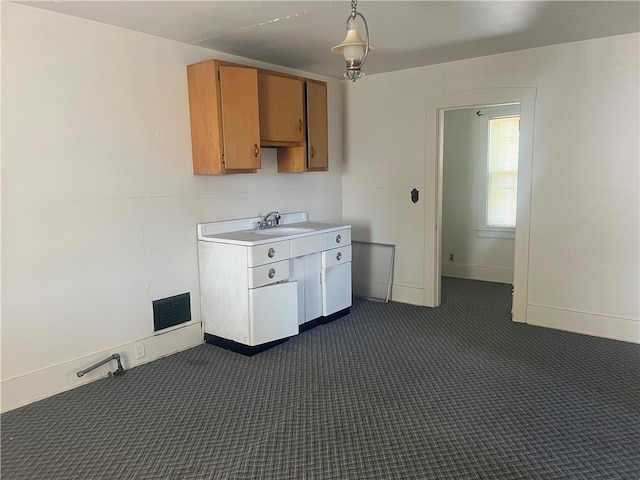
xmin=353 ymin=280 xmax=391 ymax=302
xmin=390 ymin=284 xmax=424 ymax=306
xmin=442 ymin=263 xmax=513 ymax=284
xmin=1 ymin=323 xmax=203 ymax=413
xmin=526 ymin=304 xmax=640 ymax=344
xmin=354 ymin=280 xmax=424 ymax=306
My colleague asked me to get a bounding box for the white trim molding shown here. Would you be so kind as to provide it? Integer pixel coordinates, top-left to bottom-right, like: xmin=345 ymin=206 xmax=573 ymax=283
xmin=442 ymin=264 xmax=513 ymax=284
xmin=1 ymin=323 xmax=203 ymax=413
xmin=527 ymin=304 xmax=640 ymax=344
xmin=390 ymin=284 xmax=425 ymax=306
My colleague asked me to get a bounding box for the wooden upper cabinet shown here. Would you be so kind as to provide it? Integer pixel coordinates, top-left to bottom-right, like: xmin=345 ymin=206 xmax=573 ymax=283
xmin=186 ymin=59 xmax=327 ymax=175
xmin=306 ymin=80 xmax=328 ymax=171
xmin=186 ymin=60 xmax=261 ymax=174
xmin=277 ymin=80 xmax=329 ymax=173
xmin=258 ymin=72 xmax=305 ymax=146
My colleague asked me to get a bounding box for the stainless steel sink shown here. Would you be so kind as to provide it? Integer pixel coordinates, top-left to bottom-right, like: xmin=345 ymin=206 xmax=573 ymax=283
xmin=252 ymin=227 xmax=314 ymax=236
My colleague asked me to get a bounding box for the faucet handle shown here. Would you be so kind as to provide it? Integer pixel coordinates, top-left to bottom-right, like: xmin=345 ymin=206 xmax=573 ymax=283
xmin=256 ymin=211 xmax=281 ymax=230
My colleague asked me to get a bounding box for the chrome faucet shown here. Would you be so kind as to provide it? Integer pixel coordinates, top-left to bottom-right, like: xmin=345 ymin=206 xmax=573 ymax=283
xmin=257 ymin=211 xmax=281 ymax=229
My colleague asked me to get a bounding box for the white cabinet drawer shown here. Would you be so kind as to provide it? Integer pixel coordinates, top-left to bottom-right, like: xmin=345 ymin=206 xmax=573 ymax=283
xmin=322 ymin=245 xmax=352 ymax=268
xmin=248 ymin=240 xmax=290 ymax=267
xmin=248 ymin=259 xmax=290 ymax=288
xmin=291 ymin=234 xmax=324 ymax=257
xmin=324 ymin=229 xmax=351 ymax=249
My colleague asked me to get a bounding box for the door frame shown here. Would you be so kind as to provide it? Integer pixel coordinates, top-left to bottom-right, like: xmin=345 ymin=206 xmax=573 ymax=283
xmin=424 ymin=88 xmax=536 ymax=322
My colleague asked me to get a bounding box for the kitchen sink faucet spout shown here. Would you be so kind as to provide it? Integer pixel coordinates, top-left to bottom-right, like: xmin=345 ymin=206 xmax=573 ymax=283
xmin=257 ymin=211 xmax=281 ymax=229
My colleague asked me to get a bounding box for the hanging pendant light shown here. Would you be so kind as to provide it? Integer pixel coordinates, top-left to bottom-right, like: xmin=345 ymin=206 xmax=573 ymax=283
xmin=331 ymin=0 xmax=374 ymax=82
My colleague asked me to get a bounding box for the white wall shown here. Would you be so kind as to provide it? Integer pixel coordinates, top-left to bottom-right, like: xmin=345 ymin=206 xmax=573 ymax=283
xmin=343 ymin=33 xmax=639 ymax=343
xmin=1 ymin=3 xmax=344 ymax=411
xmin=441 ymin=108 xmax=515 ymax=284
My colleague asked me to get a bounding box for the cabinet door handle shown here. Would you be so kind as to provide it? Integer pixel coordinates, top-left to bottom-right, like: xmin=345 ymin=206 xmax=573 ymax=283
xmin=268 ymin=268 xmax=276 ymax=279
xmin=336 ymin=252 xmax=342 ymax=261
xmin=336 ymin=234 xmax=341 ymax=244
xmin=310 ymin=146 xmax=315 ymax=159
xmin=298 ymin=118 xmax=303 ymax=132
xmin=254 ymin=144 xmax=260 ymax=158
xmin=267 ymin=248 xmax=275 ymax=258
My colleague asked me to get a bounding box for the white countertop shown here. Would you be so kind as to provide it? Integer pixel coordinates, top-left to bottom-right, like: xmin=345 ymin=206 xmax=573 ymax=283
xmin=197 ymin=213 xmax=350 ymax=246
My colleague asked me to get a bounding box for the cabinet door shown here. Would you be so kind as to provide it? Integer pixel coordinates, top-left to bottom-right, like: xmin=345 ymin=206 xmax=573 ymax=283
xmin=249 ymin=282 xmax=298 ymax=345
xmin=276 ymin=80 xmax=329 ymax=173
xmin=322 ymin=262 xmax=352 ymax=316
xmin=186 ymin=60 xmax=224 ymax=175
xmin=304 ymin=254 xmax=323 ymax=322
xmin=306 ymin=81 xmax=328 ymax=171
xmin=258 ymin=72 xmax=305 ymax=145
xmin=291 ymin=254 xmax=322 ymax=325
xmin=219 ymin=64 xmax=261 ymax=170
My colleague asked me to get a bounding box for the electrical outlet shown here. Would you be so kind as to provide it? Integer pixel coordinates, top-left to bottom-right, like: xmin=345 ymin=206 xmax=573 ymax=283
xmin=135 ymin=342 xmax=145 ymax=359
xmin=449 ymin=253 xmax=455 ymax=262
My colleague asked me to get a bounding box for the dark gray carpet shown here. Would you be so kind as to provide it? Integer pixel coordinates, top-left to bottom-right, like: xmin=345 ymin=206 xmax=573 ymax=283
xmin=2 ymin=278 xmax=639 ymax=479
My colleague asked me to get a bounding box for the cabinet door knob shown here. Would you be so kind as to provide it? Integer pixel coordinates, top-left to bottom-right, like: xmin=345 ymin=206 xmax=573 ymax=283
xmin=310 ymin=146 xmax=315 ymax=159
xmin=336 ymin=252 xmax=342 ymax=261
xmin=254 ymin=144 xmax=260 ymax=158
xmin=268 ymin=268 xmax=276 ymax=279
xmin=267 ymin=248 xmax=275 ymax=258
xmin=336 ymin=234 xmax=341 ymax=244
xmin=298 ymin=118 xmax=303 ymax=132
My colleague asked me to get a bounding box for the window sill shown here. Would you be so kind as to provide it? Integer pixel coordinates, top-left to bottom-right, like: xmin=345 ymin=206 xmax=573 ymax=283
xmin=476 ymin=228 xmax=515 ymax=239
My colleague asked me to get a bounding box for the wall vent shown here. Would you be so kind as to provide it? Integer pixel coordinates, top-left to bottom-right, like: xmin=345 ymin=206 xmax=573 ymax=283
xmin=153 ymin=293 xmax=191 ymax=332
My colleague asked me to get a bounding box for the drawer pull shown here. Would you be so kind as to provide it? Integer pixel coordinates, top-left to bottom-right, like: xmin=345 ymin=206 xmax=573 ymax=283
xmin=267 ymin=248 xmax=275 ymax=258
xmin=336 ymin=234 xmax=342 ymax=244
xmin=268 ymin=268 xmax=276 ymax=279
xmin=336 ymin=252 xmax=342 ymax=261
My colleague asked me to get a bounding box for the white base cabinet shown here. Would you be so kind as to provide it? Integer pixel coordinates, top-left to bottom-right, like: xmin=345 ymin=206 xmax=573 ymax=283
xmin=198 ymin=241 xmax=298 ymax=347
xmin=197 ymin=214 xmax=352 ymax=353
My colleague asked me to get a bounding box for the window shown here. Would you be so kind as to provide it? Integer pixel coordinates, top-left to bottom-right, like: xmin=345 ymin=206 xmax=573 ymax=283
xmin=476 ymin=105 xmax=520 ymax=238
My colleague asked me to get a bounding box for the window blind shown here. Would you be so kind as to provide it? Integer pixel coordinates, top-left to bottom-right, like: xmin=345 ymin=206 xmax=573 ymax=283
xmin=487 ymin=116 xmax=519 ymax=228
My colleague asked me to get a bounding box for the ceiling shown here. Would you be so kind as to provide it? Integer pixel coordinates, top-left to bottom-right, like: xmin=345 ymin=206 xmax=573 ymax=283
xmin=15 ymin=1 xmax=640 ymax=79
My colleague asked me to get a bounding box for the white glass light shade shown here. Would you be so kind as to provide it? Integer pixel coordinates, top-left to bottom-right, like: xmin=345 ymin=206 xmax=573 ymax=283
xmin=343 ymin=43 xmax=364 ymax=65
xmin=331 ymin=28 xmax=375 ymax=66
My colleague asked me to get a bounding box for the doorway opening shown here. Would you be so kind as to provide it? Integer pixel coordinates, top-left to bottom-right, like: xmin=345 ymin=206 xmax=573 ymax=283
xmin=424 ymin=88 xmax=536 ymax=323
xmin=440 ymin=104 xmax=520 ymax=306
